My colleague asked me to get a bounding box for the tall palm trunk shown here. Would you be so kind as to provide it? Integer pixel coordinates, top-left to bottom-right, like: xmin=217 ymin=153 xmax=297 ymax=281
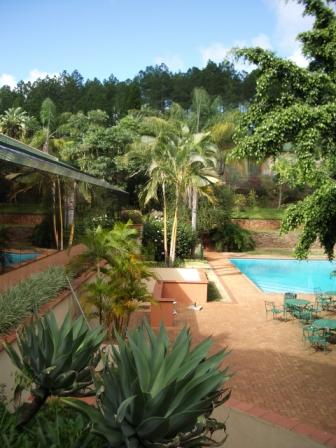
xmin=162 ymin=181 xmax=168 ymax=265
xmin=169 ymin=187 xmax=179 ymax=266
xmin=67 ymin=181 xmax=77 ymax=251
xmin=191 ymin=187 xmax=198 ymax=231
xmin=57 ymin=177 xmax=64 ymax=251
xmin=51 ymin=180 xmax=59 ymax=250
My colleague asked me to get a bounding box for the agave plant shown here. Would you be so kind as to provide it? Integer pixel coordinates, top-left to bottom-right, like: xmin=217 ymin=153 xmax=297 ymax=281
xmin=64 ymin=322 xmax=231 ymax=447
xmin=4 ymin=311 xmax=106 ymax=427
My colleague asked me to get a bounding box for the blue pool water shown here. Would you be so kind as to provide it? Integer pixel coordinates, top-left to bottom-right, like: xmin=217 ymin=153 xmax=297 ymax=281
xmin=2 ymin=251 xmax=38 ymax=266
xmin=230 ymin=258 xmax=336 ymax=293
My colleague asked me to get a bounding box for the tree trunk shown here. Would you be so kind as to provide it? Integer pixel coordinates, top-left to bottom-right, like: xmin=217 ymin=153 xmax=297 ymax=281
xmin=162 ymin=181 xmax=169 ymax=266
xmin=278 ymin=183 xmax=283 ymax=208
xmin=169 ymin=188 xmax=179 ymax=266
xmin=191 ymin=187 xmax=198 ymax=231
xmin=57 ymin=177 xmax=64 ymax=251
xmin=52 ymin=180 xmax=59 ymax=250
xmin=67 ymin=181 xmax=77 ymax=251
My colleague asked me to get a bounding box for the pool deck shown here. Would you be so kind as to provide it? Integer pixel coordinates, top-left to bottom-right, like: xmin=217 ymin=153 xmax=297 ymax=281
xmin=172 ymin=251 xmax=336 ymax=443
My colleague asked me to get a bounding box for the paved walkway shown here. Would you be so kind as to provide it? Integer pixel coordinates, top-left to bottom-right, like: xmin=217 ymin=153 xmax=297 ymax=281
xmin=173 ymin=251 xmax=336 ymax=436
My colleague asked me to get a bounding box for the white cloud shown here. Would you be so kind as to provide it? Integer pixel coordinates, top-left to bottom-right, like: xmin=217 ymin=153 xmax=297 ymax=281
xmin=154 ymin=54 xmax=184 ymax=72
xmin=263 ymin=0 xmax=313 ymax=65
xmin=0 ymin=69 xmax=59 ymax=90
xmin=289 ymin=47 xmax=309 ymax=67
xmin=25 ymin=69 xmax=58 ymax=83
xmin=200 ymin=43 xmax=229 ymax=65
xmin=251 ymin=33 xmax=272 ymax=50
xmin=0 ymin=73 xmax=17 ymax=89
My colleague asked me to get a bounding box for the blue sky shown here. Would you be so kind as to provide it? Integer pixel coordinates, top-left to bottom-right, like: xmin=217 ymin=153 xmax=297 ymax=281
xmin=0 ymin=0 xmax=313 ymax=88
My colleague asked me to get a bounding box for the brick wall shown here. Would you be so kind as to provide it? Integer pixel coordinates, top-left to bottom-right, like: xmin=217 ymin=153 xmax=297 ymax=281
xmin=0 ymin=213 xmax=45 ymax=225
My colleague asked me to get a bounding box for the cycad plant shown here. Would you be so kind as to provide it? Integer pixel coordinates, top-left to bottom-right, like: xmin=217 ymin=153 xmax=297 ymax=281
xmin=64 ymin=322 xmax=231 ymax=447
xmin=4 ymin=311 xmax=105 ymax=427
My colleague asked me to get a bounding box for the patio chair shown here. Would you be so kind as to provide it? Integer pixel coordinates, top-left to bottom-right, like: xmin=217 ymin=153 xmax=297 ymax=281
xmin=292 ymin=306 xmax=313 ymax=323
xmin=303 ymin=326 xmax=329 ymax=351
xmin=315 ymin=292 xmax=332 ymax=311
xmin=264 ymin=301 xmax=286 ymax=320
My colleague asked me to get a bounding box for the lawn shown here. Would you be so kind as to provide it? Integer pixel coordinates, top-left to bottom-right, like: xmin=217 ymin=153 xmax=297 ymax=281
xmin=232 ymin=206 xmax=285 ymax=220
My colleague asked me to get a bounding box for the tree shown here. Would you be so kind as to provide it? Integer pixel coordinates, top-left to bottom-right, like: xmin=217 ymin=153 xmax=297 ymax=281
xmin=232 ymin=0 xmax=336 ymax=259
xmin=0 ymin=107 xmax=28 ymax=139
xmin=128 ymin=109 xmax=217 ymax=265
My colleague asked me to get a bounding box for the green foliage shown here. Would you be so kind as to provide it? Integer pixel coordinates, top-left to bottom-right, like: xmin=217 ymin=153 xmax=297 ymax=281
xmin=246 ymin=190 xmax=257 ymax=208
xmin=233 ymin=193 xmax=247 ymax=212
xmin=142 ymin=219 xmax=196 ymax=262
xmin=207 ymin=282 xmax=222 ymax=302
xmin=4 ymin=311 xmax=105 ymax=426
xmin=64 ymin=322 xmax=230 ymax=447
xmin=0 ymin=266 xmax=68 ymax=335
xmin=232 ymin=0 xmax=336 ymax=258
xmin=197 ymin=185 xmax=235 ymax=234
xmin=120 ymin=209 xmax=143 ymax=224
xmin=211 ymin=222 xmax=255 ymax=252
xmin=0 ymin=401 xmax=104 ymax=448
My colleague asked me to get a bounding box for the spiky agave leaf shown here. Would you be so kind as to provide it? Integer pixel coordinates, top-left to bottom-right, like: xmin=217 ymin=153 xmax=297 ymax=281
xmin=4 ymin=311 xmax=106 ymax=426
xmin=65 ymin=321 xmax=230 ymax=447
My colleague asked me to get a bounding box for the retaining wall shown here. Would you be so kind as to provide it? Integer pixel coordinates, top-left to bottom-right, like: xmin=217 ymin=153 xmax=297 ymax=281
xmin=0 ymin=244 xmax=86 ymax=292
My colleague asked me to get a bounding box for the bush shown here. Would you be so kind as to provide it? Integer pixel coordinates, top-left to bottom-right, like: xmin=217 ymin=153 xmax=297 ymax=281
xmin=197 ymin=186 xmax=235 ymax=234
xmin=120 ymin=209 xmax=143 ymax=224
xmin=0 ymin=266 xmax=68 ymax=335
xmin=142 ymin=219 xmax=196 ymax=262
xmin=211 ymin=222 xmax=255 ymax=252
xmin=233 ymin=193 xmax=247 ymax=211
xmin=0 ymin=401 xmax=104 ymax=448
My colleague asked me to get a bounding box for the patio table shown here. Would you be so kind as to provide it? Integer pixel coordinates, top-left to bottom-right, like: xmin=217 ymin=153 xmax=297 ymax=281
xmin=285 ymin=299 xmax=311 ymax=307
xmin=312 ymin=319 xmax=336 ymax=330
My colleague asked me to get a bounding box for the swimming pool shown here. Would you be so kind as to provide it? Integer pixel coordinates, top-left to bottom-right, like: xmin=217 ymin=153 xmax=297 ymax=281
xmin=230 ymin=258 xmax=336 ymax=293
xmin=2 ymin=251 xmax=38 ymax=266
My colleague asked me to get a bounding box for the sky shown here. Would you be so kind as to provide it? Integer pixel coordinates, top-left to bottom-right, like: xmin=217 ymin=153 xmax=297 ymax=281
xmin=0 ymin=0 xmax=315 ymax=88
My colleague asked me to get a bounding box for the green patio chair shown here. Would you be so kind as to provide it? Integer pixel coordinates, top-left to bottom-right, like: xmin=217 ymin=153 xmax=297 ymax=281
xmin=264 ymin=301 xmax=286 ymax=320
xmin=292 ymin=306 xmax=313 ymax=323
xmin=304 ymin=326 xmax=329 ymax=351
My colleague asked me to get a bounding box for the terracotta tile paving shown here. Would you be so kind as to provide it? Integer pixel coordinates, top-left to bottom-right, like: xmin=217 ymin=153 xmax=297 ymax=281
xmin=172 ymin=251 xmax=336 ymax=436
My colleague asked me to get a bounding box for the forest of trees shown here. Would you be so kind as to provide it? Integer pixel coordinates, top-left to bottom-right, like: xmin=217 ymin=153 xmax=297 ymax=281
xmin=0 ymin=61 xmax=257 ymax=120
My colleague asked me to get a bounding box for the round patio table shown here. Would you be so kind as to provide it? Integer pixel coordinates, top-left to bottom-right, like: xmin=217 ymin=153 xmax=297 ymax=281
xmin=285 ymin=299 xmax=311 ymax=307
xmin=312 ymin=319 xmax=336 ymax=330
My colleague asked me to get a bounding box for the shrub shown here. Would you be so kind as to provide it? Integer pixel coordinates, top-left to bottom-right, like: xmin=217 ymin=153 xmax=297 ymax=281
xmin=233 ymin=193 xmax=247 ymax=211
xmin=142 ymin=220 xmax=196 ymax=262
xmin=197 ymin=186 xmax=235 ymax=235
xmin=5 ymin=311 xmax=105 ymax=427
xmin=64 ymin=322 xmax=231 ymax=447
xmin=246 ymin=190 xmax=257 ymax=208
xmin=0 ymin=401 xmax=104 ymax=447
xmin=120 ymin=209 xmax=143 ymax=224
xmin=211 ymin=222 xmax=255 ymax=252
xmin=0 ymin=266 xmax=68 ymax=335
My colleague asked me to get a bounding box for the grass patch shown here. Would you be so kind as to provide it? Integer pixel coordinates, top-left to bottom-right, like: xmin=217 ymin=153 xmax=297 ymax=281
xmin=0 ymin=266 xmax=68 ymax=335
xmin=232 ymin=207 xmax=285 ymax=220
xmin=207 ymin=281 xmax=222 ymax=302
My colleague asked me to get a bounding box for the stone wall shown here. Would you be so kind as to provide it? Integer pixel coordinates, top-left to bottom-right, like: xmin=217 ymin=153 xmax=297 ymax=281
xmin=0 ymin=213 xmax=45 ymax=225
xmin=233 ymin=218 xmax=281 ymax=230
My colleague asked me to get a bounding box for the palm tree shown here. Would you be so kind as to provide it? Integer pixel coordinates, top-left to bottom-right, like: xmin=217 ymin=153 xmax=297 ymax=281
xmin=77 ymin=221 xmax=151 ymax=337
xmin=0 ymin=107 xmax=28 ymax=139
xmin=127 ymin=110 xmax=218 ymax=265
xmin=189 ymin=88 xmax=223 ymax=231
